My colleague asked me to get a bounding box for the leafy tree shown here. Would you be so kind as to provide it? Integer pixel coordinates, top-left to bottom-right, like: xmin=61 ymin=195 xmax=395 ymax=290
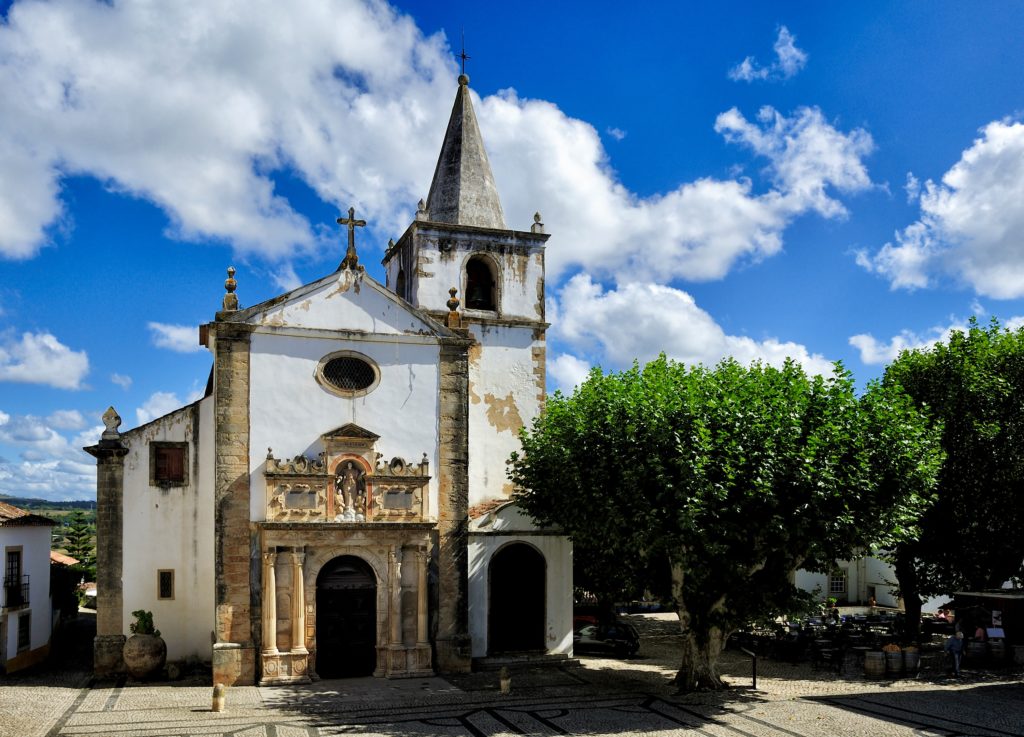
xmin=883 ymin=318 xmax=1024 ymax=639
xmin=510 ymin=356 xmax=941 ymax=691
xmin=63 ymin=510 xmax=96 ymax=574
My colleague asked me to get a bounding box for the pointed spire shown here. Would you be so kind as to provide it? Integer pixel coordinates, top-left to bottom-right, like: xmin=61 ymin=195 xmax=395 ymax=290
xmin=424 ymin=75 xmax=507 ymax=229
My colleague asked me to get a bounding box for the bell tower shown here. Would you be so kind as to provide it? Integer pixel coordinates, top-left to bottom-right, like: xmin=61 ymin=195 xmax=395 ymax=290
xmin=382 ymin=73 xmax=549 ymax=505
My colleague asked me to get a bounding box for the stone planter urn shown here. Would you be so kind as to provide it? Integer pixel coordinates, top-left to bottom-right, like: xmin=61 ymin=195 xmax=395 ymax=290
xmin=123 ymin=610 xmax=166 ymax=680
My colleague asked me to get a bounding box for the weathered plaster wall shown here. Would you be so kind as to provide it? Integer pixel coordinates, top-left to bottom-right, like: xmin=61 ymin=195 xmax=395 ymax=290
xmin=247 ymin=331 xmax=441 ymax=522
xmin=467 ymin=506 xmax=572 ymax=659
xmin=121 ymin=399 xmax=214 ymax=661
xmin=1 ymin=525 xmax=52 ymax=667
xmin=466 ymin=323 xmax=542 ymax=506
xmin=796 ymin=557 xmax=946 ymax=611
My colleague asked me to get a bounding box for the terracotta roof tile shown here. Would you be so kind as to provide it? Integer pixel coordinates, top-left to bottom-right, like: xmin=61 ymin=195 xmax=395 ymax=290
xmin=0 ymin=501 xmax=56 ymax=527
xmin=468 ymin=497 xmax=514 ymax=520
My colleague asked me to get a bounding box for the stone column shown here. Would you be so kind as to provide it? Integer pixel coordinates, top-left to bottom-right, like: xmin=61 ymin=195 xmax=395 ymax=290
xmin=291 ymin=549 xmax=307 ymax=653
xmin=262 ymin=550 xmax=278 ymax=654
xmin=436 ymin=337 xmax=472 ymax=672
xmin=211 ymin=322 xmax=256 ymax=685
xmin=389 ymin=547 xmax=402 ymax=645
xmin=416 ymin=546 xmax=429 ymax=646
xmin=85 ymin=407 xmax=129 ymax=677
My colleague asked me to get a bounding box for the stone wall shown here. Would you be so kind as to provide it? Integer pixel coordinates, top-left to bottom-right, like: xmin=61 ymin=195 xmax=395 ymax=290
xmin=211 ymin=323 xmax=256 ymax=685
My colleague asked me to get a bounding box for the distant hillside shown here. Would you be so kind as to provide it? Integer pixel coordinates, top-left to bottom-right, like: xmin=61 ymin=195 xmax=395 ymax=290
xmin=0 ymin=495 xmax=97 ymax=511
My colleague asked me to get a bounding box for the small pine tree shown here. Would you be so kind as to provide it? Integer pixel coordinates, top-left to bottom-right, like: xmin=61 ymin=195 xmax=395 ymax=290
xmin=63 ymin=510 xmax=95 ymax=570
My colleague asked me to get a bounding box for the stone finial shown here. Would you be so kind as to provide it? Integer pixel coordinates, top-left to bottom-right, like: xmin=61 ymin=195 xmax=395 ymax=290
xmin=416 ymin=199 xmax=428 ymax=221
xmin=222 ymin=267 xmax=239 ymax=312
xmin=458 ymin=73 xmax=469 ymax=87
xmin=387 ymin=238 xmax=395 ymax=252
xmin=446 ymin=287 xmax=462 ymax=329
xmin=531 ymin=211 xmax=545 ymax=234
xmin=101 ymin=406 xmax=122 ymax=440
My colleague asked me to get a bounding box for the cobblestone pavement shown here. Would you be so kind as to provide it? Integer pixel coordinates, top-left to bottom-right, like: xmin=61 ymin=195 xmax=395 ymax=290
xmin=2 ymin=613 xmax=1021 ymax=737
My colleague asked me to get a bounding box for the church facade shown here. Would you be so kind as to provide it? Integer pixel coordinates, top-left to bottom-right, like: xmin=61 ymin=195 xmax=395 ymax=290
xmin=88 ymin=75 xmax=572 ymax=685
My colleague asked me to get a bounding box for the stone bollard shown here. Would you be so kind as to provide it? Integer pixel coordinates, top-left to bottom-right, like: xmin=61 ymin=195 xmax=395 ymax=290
xmin=499 ymin=666 xmax=511 ymax=695
xmin=212 ymin=683 xmax=226 ymax=712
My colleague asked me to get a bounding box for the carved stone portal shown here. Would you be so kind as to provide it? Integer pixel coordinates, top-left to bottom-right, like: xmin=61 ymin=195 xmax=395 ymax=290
xmin=264 ymin=424 xmax=431 ymax=523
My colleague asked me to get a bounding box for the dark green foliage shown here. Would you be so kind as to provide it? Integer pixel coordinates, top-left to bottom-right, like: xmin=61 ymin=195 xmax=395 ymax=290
xmin=510 ymin=355 xmax=941 ymax=690
xmin=884 ymin=318 xmax=1024 ymax=635
xmin=62 ymin=511 xmax=95 ymax=565
xmin=130 ymin=609 xmax=160 ymax=637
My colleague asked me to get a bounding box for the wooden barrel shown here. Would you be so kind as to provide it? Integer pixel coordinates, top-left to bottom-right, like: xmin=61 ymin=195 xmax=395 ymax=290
xmin=966 ymin=641 xmax=986 ymax=660
xmin=864 ymin=651 xmax=886 ymax=678
xmin=902 ymin=648 xmax=920 ymax=674
xmin=885 ymin=650 xmax=903 ymax=675
xmin=988 ymin=639 xmax=1005 ymax=661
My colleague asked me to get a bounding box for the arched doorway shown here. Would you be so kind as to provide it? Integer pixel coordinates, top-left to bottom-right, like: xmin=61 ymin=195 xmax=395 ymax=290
xmin=488 ymin=543 xmax=546 ymax=654
xmin=315 ymin=555 xmax=377 ymax=678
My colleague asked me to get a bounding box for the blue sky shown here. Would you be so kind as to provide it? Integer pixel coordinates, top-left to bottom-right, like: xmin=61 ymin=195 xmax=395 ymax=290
xmin=2 ymin=1 xmax=1023 ymax=500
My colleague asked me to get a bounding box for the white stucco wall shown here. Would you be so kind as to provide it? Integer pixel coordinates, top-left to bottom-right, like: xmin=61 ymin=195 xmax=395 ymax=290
xmin=1 ymin=524 xmax=53 ymax=661
xmin=249 ymin=273 xmax=441 ymax=335
xmin=467 ymin=506 xmax=573 ymax=659
xmin=121 ymin=398 xmax=215 ymax=661
xmin=248 ymin=331 xmax=441 ymax=521
xmin=415 ymin=249 xmax=544 ymax=321
xmin=467 ymin=323 xmax=542 ymax=507
xmin=796 ymin=556 xmax=947 ymax=612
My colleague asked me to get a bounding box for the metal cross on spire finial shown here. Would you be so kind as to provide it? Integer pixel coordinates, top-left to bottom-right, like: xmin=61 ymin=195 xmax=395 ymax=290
xmin=459 ymin=29 xmax=470 ymax=76
xmin=336 ymin=206 xmax=366 ymax=270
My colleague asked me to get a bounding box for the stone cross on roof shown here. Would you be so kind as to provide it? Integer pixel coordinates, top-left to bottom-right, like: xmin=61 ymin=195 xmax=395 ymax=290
xmin=337 ymin=206 xmax=366 ymax=270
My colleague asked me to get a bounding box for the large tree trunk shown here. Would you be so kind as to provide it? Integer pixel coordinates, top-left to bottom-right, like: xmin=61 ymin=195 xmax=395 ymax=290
xmin=675 ymin=626 xmax=729 ymax=691
xmin=670 ymin=563 xmax=729 ymax=692
xmin=893 ymin=548 xmax=922 ymax=644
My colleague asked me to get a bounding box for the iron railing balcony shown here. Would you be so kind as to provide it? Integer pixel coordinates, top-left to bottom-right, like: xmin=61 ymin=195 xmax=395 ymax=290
xmin=2 ymin=575 xmax=29 ymax=609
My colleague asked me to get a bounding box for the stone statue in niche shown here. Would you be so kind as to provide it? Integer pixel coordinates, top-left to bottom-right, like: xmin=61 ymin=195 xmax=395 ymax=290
xmin=335 ymin=461 xmax=366 ymax=522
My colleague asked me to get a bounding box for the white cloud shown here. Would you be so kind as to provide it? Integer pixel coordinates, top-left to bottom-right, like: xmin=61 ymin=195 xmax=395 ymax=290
xmin=0 ymin=0 xmax=455 ymax=261
xmin=111 ymin=372 xmax=133 ymax=390
xmin=135 ymin=391 xmax=185 ymax=426
xmin=0 ymin=1 xmax=870 ymax=290
xmin=606 ymin=127 xmax=627 ymax=141
xmin=550 ymin=275 xmax=835 ymax=388
xmin=548 ymin=353 xmax=592 ymax=393
xmin=729 ymin=26 xmax=807 ymax=82
xmin=0 ymin=412 xmax=96 ymax=500
xmin=850 ymin=313 xmax=1024 ymax=365
xmin=485 ymin=96 xmax=873 ymax=283
xmin=0 ymin=330 xmax=89 ymax=389
xmin=905 ymin=172 xmax=921 ymax=203
xmin=46 ymin=409 xmax=85 ymax=430
xmin=859 ymin=120 xmax=1024 ymax=298
xmin=148 ymin=322 xmax=201 ymax=353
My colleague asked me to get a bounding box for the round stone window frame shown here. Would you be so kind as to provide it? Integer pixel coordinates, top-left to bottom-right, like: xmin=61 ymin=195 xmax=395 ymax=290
xmin=315 ymin=350 xmax=381 ymax=398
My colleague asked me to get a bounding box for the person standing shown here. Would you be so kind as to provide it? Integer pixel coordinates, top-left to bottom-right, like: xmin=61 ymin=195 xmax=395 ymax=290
xmin=944 ymin=631 xmax=964 ymax=677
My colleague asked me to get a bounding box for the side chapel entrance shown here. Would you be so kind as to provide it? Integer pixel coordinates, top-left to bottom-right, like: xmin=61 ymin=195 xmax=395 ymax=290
xmin=488 ymin=543 xmax=546 ymax=654
xmin=315 ymin=555 xmax=377 ymax=678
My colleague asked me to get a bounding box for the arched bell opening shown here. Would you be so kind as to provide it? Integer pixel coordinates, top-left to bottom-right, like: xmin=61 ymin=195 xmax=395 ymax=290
xmin=465 ymin=256 xmax=498 ymax=311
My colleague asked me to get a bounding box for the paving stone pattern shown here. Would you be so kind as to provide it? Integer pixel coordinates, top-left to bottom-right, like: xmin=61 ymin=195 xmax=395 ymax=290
xmin=2 ymin=613 xmax=1022 ymax=737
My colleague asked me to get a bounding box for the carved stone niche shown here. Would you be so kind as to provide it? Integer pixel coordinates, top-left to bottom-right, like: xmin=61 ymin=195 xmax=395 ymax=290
xmin=368 ymin=454 xmax=431 ymax=522
xmin=265 ymin=451 xmax=329 ymax=522
xmin=265 ymin=424 xmax=432 ymax=523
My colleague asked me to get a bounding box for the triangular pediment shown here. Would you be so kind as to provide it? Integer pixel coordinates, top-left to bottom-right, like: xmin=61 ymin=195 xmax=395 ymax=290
xmin=322 ymin=423 xmax=380 ymax=442
xmin=222 ymin=270 xmax=452 ymax=338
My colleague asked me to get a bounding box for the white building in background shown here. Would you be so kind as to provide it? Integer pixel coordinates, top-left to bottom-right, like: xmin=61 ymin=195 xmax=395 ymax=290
xmin=0 ymin=501 xmax=55 ymax=673
xmin=88 ymin=73 xmax=573 ymax=685
xmin=796 ymin=556 xmax=947 ymax=613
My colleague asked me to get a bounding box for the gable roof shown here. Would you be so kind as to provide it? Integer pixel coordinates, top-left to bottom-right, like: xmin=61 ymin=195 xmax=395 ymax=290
xmin=220 ymin=268 xmax=455 ymax=339
xmin=0 ymin=501 xmax=56 ymax=527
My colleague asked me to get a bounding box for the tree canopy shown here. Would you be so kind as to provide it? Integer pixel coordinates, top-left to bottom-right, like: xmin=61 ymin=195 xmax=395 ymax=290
xmin=884 ymin=318 xmax=1024 ymax=636
xmin=510 ymin=355 xmax=941 ymax=691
